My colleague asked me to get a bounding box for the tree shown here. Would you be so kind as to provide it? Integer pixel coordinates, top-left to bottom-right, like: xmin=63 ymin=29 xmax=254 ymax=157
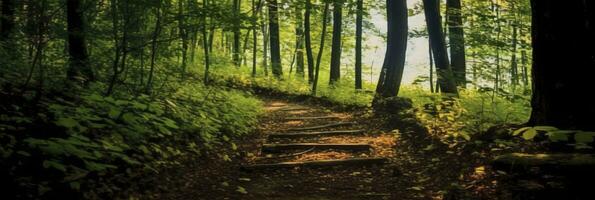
xmin=446 ymin=0 xmax=466 ymax=87
xmin=1 ymin=0 xmax=15 ymax=42
xmin=423 ymin=0 xmax=458 ymax=94
xmin=294 ymin=4 xmax=305 ymax=77
xmin=304 ymin=0 xmax=315 ymax=83
xmin=66 ymin=0 xmax=94 ymax=83
xmin=233 ymin=0 xmax=242 ymax=67
xmin=268 ymin=0 xmax=282 ymax=77
xmin=374 ymin=0 xmax=407 ymax=99
xmin=528 ymin=0 xmax=595 ymax=131
xmin=203 ymin=0 xmax=211 ymax=83
xmin=355 ymin=0 xmax=363 ymax=90
xmin=312 ymin=3 xmax=330 ymax=95
xmin=329 ymin=0 xmax=343 ymax=84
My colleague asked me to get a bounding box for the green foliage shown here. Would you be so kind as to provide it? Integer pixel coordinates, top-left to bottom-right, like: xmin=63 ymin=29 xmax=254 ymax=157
xmin=0 ymin=81 xmax=262 ymax=197
xmin=400 ymin=86 xmax=531 ymax=142
xmin=513 ymin=126 xmax=595 ymax=150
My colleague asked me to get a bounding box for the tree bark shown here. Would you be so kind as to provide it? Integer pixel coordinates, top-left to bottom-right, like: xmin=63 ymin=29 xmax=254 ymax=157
xmin=66 ymin=0 xmax=94 ymax=83
xmin=329 ymin=0 xmax=343 ymax=84
xmin=268 ymin=0 xmax=282 ymax=77
xmin=312 ymin=3 xmax=330 ymax=95
xmin=374 ymin=0 xmax=408 ymax=98
xmin=233 ymin=0 xmax=242 ymax=67
xmin=304 ymin=0 xmax=315 ymax=83
xmin=203 ymin=0 xmax=210 ymax=84
xmin=355 ymin=0 xmax=363 ymax=89
xmin=528 ymin=0 xmax=595 ymax=131
xmin=423 ymin=0 xmax=458 ymax=94
xmin=295 ymin=5 xmax=305 ymax=77
xmin=446 ymin=0 xmax=466 ymax=87
xmin=1 ymin=0 xmax=15 ymax=42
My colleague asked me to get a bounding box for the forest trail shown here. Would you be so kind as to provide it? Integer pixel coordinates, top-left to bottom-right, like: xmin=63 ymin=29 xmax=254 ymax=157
xmin=148 ymin=97 xmax=478 ymax=200
xmin=221 ymin=98 xmax=407 ymax=200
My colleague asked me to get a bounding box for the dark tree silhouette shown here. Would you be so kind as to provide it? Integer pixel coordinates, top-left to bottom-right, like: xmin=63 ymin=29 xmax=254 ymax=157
xmin=268 ymin=0 xmax=282 ymax=77
xmin=66 ymin=0 xmax=94 ymax=82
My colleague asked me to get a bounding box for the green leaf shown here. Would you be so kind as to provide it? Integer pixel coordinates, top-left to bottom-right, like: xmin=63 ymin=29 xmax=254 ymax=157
xmin=533 ymin=126 xmax=558 ymax=132
xmin=512 ymin=127 xmax=531 ymax=136
xmin=547 ymin=130 xmax=572 ymax=142
xmin=236 ymin=186 xmax=248 ymax=194
xmin=522 ymin=128 xmax=538 ymax=140
xmin=55 ymin=118 xmax=79 ymax=128
xmin=575 ymin=132 xmax=595 ymax=143
xmin=43 ymin=160 xmax=67 ymax=172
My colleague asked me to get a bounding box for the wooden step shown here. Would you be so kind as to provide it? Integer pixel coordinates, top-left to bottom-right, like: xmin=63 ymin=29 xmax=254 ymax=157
xmin=287 ymin=122 xmax=356 ymax=131
xmin=285 ymin=116 xmax=339 ymax=120
xmin=262 ymin=143 xmax=371 ymax=153
xmin=279 ymin=107 xmax=310 ymax=111
xmin=243 ymin=157 xmax=388 ymax=170
xmin=268 ymin=130 xmax=365 ymax=139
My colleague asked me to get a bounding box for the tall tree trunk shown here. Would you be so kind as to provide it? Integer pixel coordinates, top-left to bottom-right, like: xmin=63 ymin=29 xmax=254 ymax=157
xmin=295 ymin=5 xmax=305 ymax=77
xmin=312 ymin=3 xmax=330 ymax=95
xmin=1 ymin=0 xmax=15 ymax=42
xmin=374 ymin=0 xmax=408 ymax=99
xmin=66 ymin=0 xmax=94 ymax=83
xmin=178 ymin=0 xmax=189 ymax=75
xmin=528 ymin=0 xmax=595 ymax=131
xmin=146 ymin=1 xmax=162 ymax=93
xmin=429 ymin=41 xmax=434 ymax=93
xmin=423 ymin=0 xmax=458 ymax=94
xmin=446 ymin=0 xmax=466 ymax=87
xmin=510 ymin=19 xmax=519 ymax=90
xmin=252 ymin=0 xmax=262 ymax=77
xmin=203 ymin=0 xmax=210 ymax=84
xmin=329 ymin=0 xmax=343 ymax=84
xmin=268 ymin=0 xmax=282 ymax=77
xmin=233 ymin=0 xmax=242 ymax=67
xmin=262 ymin=7 xmax=269 ymax=76
xmin=304 ymin=0 xmax=315 ymax=83
xmin=355 ymin=0 xmax=363 ymax=89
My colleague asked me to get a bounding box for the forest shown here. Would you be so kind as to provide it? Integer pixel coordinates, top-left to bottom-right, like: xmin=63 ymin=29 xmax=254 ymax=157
xmin=1 ymin=0 xmax=594 ymax=199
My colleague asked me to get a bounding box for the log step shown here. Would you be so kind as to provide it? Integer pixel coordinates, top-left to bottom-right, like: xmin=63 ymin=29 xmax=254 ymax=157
xmin=243 ymin=157 xmax=388 ymax=169
xmin=285 ymin=116 xmax=339 ymax=120
xmin=262 ymin=143 xmax=371 ymax=153
xmin=268 ymin=130 xmax=365 ymax=139
xmin=279 ymin=107 xmax=310 ymax=111
xmin=287 ymin=122 xmax=356 ymax=131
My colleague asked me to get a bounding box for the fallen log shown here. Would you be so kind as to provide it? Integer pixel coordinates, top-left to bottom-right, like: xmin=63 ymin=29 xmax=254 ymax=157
xmin=268 ymin=130 xmax=365 ymax=139
xmin=243 ymin=157 xmax=388 ymax=169
xmin=491 ymin=153 xmax=595 ymax=176
xmin=287 ymin=122 xmax=356 ymax=131
xmin=285 ymin=116 xmax=339 ymax=120
xmin=262 ymin=143 xmax=371 ymax=152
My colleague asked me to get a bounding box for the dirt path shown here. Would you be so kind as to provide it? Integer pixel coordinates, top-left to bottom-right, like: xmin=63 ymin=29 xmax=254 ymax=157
xmin=235 ymin=99 xmax=399 ymax=200
xmin=144 ymin=97 xmax=494 ymax=200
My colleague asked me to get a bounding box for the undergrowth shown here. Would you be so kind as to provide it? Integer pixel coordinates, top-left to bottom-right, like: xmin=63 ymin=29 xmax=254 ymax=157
xmin=0 ymin=74 xmax=262 ymax=198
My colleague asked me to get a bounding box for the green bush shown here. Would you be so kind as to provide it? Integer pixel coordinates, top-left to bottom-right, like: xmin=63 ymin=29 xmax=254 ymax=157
xmin=0 ymin=80 xmax=262 ymax=198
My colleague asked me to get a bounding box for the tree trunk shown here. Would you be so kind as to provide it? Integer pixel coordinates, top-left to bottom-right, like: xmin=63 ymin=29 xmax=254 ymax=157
xmin=1 ymin=0 xmax=15 ymax=42
xmin=304 ymin=0 xmax=315 ymax=83
xmin=446 ymin=0 xmax=466 ymax=87
xmin=329 ymin=0 xmax=343 ymax=84
xmin=268 ymin=0 xmax=282 ymax=77
xmin=374 ymin=0 xmax=408 ymax=99
xmin=262 ymin=7 xmax=269 ymax=76
xmin=66 ymin=0 xmax=94 ymax=83
xmin=146 ymin=1 xmax=162 ymax=93
xmin=203 ymin=0 xmax=210 ymax=84
xmin=423 ymin=0 xmax=458 ymax=94
xmin=528 ymin=0 xmax=595 ymax=131
xmin=355 ymin=0 xmax=363 ymax=89
xmin=429 ymin=41 xmax=434 ymax=93
xmin=252 ymin=0 xmax=262 ymax=77
xmin=233 ymin=0 xmax=242 ymax=67
xmin=312 ymin=3 xmax=330 ymax=95
xmin=295 ymin=5 xmax=305 ymax=77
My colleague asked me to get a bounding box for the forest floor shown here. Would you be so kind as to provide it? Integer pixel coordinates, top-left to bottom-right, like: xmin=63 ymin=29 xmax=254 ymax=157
xmin=140 ymin=95 xmax=505 ymax=200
